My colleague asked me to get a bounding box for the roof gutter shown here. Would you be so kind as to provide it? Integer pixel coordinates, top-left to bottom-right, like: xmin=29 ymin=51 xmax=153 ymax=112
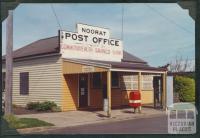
xmin=2 ymin=53 xmax=61 ymax=63
xmin=63 ymin=58 xmax=111 ymax=69
xmin=110 ymin=68 xmax=167 ymax=74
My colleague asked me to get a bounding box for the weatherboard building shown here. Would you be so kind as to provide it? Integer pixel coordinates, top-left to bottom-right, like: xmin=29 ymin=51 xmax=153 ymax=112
xmin=2 ymin=24 xmax=167 ymax=112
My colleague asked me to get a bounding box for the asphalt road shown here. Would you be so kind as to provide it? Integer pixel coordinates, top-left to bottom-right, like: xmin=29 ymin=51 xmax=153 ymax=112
xmin=38 ymin=114 xmax=168 ymax=134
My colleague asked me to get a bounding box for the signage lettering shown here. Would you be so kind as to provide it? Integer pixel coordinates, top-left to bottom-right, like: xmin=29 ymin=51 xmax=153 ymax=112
xmin=60 ymin=23 xmax=123 ymax=62
xmin=65 ymin=33 xmax=88 ymax=42
xmin=63 ymin=32 xmax=120 ymax=47
xmin=81 ymin=28 xmax=106 ymax=37
xmin=82 ymin=66 xmax=95 ymax=72
xmin=77 ymin=23 xmax=110 ymax=39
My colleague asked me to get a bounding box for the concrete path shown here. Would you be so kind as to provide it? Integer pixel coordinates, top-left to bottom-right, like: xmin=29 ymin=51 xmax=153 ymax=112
xmin=16 ymin=107 xmax=166 ymax=134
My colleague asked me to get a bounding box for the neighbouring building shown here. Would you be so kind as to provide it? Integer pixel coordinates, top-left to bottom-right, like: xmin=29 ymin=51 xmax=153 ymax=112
xmin=2 ymin=24 xmax=167 ymax=112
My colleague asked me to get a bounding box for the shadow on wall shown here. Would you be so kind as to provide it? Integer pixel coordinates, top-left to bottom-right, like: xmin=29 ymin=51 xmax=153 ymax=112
xmin=64 ymin=74 xmax=78 ymax=110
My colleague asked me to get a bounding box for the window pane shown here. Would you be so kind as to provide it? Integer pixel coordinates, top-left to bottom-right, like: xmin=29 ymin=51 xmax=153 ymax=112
xmin=92 ymin=73 xmax=101 ymax=88
xmin=121 ymin=74 xmax=138 ymax=90
xmin=111 ymin=72 xmax=119 ymax=88
xmin=20 ymin=72 xmax=29 ymax=95
xmin=142 ymin=75 xmax=153 ymax=90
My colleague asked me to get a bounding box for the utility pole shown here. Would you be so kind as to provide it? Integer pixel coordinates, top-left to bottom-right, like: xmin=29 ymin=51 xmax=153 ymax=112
xmin=5 ymin=10 xmax=13 ymax=115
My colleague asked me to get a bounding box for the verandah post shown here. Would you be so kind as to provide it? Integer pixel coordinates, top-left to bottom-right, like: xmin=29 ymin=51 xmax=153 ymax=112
xmin=138 ymin=72 xmax=142 ymax=112
xmin=107 ymin=71 xmax=111 ymax=117
xmin=162 ymin=72 xmax=167 ymax=109
xmin=138 ymin=72 xmax=142 ymax=92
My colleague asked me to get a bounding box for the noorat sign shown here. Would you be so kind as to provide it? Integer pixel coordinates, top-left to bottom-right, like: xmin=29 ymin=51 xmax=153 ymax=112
xmin=59 ymin=23 xmax=123 ymax=62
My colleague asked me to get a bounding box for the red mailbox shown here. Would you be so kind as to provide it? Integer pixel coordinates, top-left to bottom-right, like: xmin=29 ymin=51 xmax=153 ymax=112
xmin=129 ymin=90 xmax=141 ymax=108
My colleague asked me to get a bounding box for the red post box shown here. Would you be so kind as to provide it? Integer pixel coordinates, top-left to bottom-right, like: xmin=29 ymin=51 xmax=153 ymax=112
xmin=129 ymin=90 xmax=142 ymax=113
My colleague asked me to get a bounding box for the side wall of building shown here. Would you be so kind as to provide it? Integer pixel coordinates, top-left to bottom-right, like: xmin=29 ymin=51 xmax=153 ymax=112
xmin=62 ymin=74 xmax=78 ymax=111
xmin=2 ymin=55 xmax=63 ymax=107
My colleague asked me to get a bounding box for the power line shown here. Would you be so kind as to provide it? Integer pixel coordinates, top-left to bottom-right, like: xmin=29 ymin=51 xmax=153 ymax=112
xmin=141 ymin=43 xmax=194 ymax=58
xmin=50 ymin=4 xmax=62 ymax=29
xmin=144 ymin=4 xmax=194 ymax=35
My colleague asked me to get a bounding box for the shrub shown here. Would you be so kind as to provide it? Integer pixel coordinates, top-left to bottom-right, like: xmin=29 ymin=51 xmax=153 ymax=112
xmin=12 ymin=104 xmax=18 ymax=108
xmin=186 ymin=73 xmax=195 ymax=80
xmin=26 ymin=102 xmax=40 ymax=110
xmin=174 ymin=76 xmax=195 ymax=102
xmin=51 ymin=106 xmax=61 ymax=112
xmin=36 ymin=101 xmax=57 ymax=111
xmin=26 ymin=101 xmax=58 ymax=112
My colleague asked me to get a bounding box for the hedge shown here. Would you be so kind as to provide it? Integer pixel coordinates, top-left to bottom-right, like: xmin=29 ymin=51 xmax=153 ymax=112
xmin=174 ymin=76 xmax=195 ymax=102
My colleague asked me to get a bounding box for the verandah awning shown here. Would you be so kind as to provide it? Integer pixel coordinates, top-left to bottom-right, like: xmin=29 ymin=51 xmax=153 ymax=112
xmin=62 ymin=58 xmax=167 ymax=74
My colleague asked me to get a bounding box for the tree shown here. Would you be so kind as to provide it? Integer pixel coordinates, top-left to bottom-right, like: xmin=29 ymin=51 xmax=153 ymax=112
xmin=168 ymin=55 xmax=194 ymax=72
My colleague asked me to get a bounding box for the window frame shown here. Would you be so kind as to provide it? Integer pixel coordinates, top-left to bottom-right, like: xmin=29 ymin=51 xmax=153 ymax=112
xmin=142 ymin=75 xmax=153 ymax=90
xmin=111 ymin=72 xmax=120 ymax=88
xmin=91 ymin=72 xmax=102 ymax=89
xmin=20 ymin=72 xmax=29 ymax=95
xmin=120 ymin=73 xmax=138 ymax=90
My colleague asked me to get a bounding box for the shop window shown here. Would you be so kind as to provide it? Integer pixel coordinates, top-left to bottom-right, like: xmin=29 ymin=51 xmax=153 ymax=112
xmin=121 ymin=74 xmax=138 ymax=90
xmin=142 ymin=75 xmax=153 ymax=90
xmin=92 ymin=73 xmax=101 ymax=88
xmin=111 ymin=72 xmax=120 ymax=88
xmin=2 ymin=72 xmax=6 ymax=92
xmin=20 ymin=72 xmax=29 ymax=95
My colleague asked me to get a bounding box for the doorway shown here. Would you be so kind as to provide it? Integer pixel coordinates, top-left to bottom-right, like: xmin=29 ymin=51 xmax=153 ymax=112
xmin=153 ymin=76 xmax=162 ymax=108
xmin=79 ymin=74 xmax=88 ymax=108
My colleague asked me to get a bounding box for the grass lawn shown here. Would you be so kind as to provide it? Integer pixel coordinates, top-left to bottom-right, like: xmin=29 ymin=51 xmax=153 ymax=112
xmin=4 ymin=115 xmax=54 ymax=129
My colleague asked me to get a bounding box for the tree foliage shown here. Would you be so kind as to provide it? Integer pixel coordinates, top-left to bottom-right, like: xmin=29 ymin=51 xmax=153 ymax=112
xmin=174 ymin=76 xmax=195 ymax=102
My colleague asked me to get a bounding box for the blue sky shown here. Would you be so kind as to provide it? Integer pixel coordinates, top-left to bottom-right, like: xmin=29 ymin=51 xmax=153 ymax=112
xmin=2 ymin=3 xmax=195 ymax=66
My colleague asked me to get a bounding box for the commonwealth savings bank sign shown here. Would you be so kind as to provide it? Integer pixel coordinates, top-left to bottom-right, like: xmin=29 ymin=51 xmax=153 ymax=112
xmin=59 ymin=23 xmax=123 ymax=62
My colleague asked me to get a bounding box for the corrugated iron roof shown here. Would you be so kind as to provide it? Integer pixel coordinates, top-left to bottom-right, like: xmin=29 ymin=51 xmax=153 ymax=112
xmin=2 ymin=36 xmax=59 ymax=60
xmin=2 ymin=36 xmax=167 ymax=72
xmin=2 ymin=36 xmax=146 ymax=64
xmin=122 ymin=51 xmax=147 ymax=64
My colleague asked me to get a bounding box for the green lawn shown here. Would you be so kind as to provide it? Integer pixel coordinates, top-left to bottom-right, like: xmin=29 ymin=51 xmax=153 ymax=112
xmin=3 ymin=115 xmax=54 ymax=129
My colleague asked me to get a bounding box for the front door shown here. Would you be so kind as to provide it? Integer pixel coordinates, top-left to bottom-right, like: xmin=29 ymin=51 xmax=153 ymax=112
xmin=79 ymin=74 xmax=88 ymax=108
